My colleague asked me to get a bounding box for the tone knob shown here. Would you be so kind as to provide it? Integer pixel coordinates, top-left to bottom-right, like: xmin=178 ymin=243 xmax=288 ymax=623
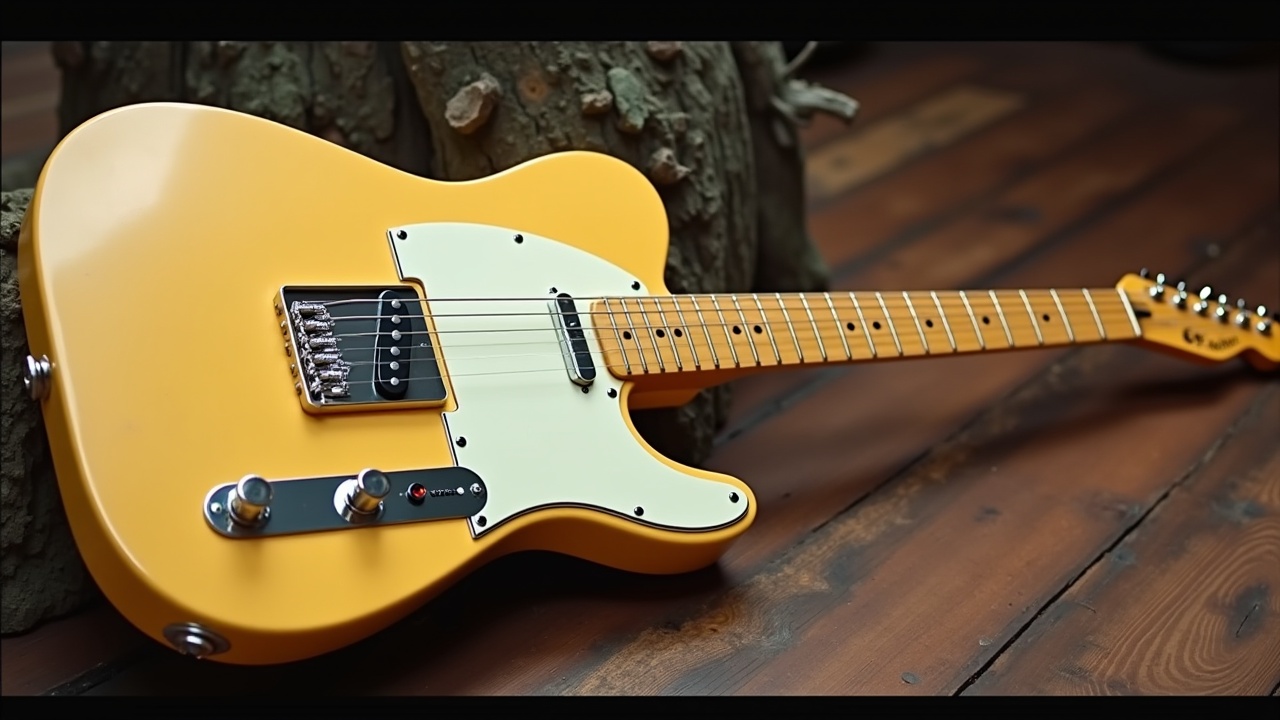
xmin=347 ymin=468 xmax=392 ymax=515
xmin=228 ymin=475 xmax=273 ymax=527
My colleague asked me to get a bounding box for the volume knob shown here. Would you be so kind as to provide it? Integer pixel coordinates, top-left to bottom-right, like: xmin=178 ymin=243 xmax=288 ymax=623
xmin=347 ymin=468 xmax=392 ymax=516
xmin=228 ymin=475 xmax=273 ymax=527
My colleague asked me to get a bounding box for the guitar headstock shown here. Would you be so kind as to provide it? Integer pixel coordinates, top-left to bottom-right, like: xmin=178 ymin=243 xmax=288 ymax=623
xmin=1117 ymin=269 xmax=1278 ymax=371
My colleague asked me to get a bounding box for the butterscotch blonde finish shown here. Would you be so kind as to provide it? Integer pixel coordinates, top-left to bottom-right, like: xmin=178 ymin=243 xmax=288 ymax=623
xmin=19 ymin=104 xmax=756 ymax=665
xmin=19 ymin=104 xmax=1277 ymax=666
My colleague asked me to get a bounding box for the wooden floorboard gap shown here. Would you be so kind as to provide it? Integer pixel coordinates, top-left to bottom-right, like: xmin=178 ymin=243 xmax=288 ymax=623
xmin=952 ymin=384 xmax=1278 ymax=695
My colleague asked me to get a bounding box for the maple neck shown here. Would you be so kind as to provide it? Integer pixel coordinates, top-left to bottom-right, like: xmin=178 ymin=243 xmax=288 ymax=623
xmin=590 ymin=288 xmax=1143 ymax=379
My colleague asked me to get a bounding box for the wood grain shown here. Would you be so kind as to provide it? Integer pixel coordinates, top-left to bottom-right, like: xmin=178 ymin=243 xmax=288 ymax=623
xmin=964 ymin=389 xmax=1280 ymax=695
xmin=554 ymin=219 xmax=1277 ymax=695
xmin=3 ymin=41 xmax=1276 ymax=697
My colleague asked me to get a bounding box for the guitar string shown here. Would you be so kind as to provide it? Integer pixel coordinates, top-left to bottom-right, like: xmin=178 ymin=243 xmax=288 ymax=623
xmin=289 ymin=317 xmax=1216 ymax=387
xmin=295 ymin=316 xmax=1194 ymax=376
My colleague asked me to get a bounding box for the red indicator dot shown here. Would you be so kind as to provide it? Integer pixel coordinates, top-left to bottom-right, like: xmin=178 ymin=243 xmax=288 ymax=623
xmin=407 ymin=483 xmax=427 ymax=505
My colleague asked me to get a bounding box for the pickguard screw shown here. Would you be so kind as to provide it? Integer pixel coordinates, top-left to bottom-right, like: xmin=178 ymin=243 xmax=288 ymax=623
xmin=631 ymin=281 xmax=641 ymax=291
xmin=550 ymin=287 xmax=558 ymax=294
xmin=581 ymin=385 xmax=590 ymax=394
xmin=607 ymin=388 xmax=618 ymax=398
xmin=210 ymin=503 xmax=224 ymax=514
xmin=477 ymin=516 xmax=487 ymax=527
xmin=729 ymin=492 xmax=739 ymax=503
xmin=514 ymin=234 xmax=524 ymax=244
xmin=456 ymin=437 xmax=467 ymax=447
xmin=633 ymin=506 xmax=644 ymax=517
xmin=396 ymin=230 xmax=407 ymax=240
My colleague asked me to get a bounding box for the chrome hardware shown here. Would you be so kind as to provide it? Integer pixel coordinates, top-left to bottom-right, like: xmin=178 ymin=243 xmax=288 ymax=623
xmin=22 ymin=354 xmax=52 ymax=401
xmin=205 ymin=467 xmax=486 ymax=539
xmin=1149 ymin=272 xmax=1167 ymax=299
xmin=1258 ymin=306 xmax=1272 ymax=334
xmin=1193 ymin=300 xmax=1209 ymax=314
xmin=1139 ymin=268 xmax=1149 ymax=278
xmin=1214 ymin=305 xmax=1229 ymax=322
xmin=162 ymin=623 xmax=230 ymax=659
xmin=1198 ymin=285 xmax=1213 ymax=301
xmin=227 ymin=475 xmax=273 ymax=527
xmin=346 ymin=468 xmax=392 ymax=516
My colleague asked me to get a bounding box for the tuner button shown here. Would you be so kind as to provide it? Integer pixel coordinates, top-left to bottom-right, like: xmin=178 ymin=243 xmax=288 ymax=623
xmin=228 ymin=475 xmax=273 ymax=527
xmin=1139 ymin=268 xmax=1150 ymax=279
xmin=1236 ymin=298 xmax=1247 ymax=309
xmin=1234 ymin=312 xmax=1249 ymax=327
xmin=1192 ymin=300 xmax=1209 ymax=315
xmin=1258 ymin=305 xmax=1269 ymax=317
xmin=1214 ymin=305 xmax=1228 ymax=321
xmin=1155 ymin=273 xmax=1167 ymax=285
xmin=1198 ymin=286 xmax=1213 ymax=300
xmin=1217 ymin=293 xmax=1228 ymax=305
xmin=1176 ymin=280 xmax=1188 ymax=292
xmin=347 ymin=468 xmax=392 ymax=515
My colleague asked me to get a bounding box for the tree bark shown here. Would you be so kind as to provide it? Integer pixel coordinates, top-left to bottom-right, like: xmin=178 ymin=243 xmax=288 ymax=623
xmin=3 ymin=41 xmax=855 ymax=634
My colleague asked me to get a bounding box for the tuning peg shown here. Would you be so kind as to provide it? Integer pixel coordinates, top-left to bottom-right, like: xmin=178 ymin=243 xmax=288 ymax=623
xmin=1235 ymin=298 xmax=1246 ymax=309
xmin=1198 ymin=286 xmax=1213 ymax=300
xmin=1217 ymin=293 xmax=1228 ymax=305
xmin=1149 ymin=273 xmax=1167 ymax=299
xmin=1257 ymin=307 xmax=1272 ymax=334
xmin=1139 ymin=268 xmax=1150 ymax=279
xmin=1172 ymin=281 xmax=1189 ymax=308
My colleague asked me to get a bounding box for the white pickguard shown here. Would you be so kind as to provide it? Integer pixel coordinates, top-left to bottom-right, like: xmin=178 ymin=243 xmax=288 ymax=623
xmin=388 ymin=222 xmax=748 ymax=537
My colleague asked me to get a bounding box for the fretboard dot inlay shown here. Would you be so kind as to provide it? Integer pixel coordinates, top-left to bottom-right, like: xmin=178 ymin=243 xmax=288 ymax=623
xmin=982 ymin=316 xmax=991 ymax=325
xmin=673 ymin=328 xmax=684 ymax=337
xmin=925 ymin=319 xmax=934 ymax=328
xmin=873 ymin=321 xmax=882 ymax=330
xmin=753 ymin=325 xmax=763 ymax=334
xmin=1042 ymin=313 xmax=1050 ymax=322
xmin=846 ymin=322 xmax=856 ymax=331
xmin=655 ymin=329 xmax=666 ymax=338
xmin=733 ymin=326 xmax=742 ymax=335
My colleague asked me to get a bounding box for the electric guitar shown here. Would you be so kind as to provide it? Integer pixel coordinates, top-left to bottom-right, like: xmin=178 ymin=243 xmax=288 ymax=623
xmin=17 ymin=103 xmax=1278 ymax=666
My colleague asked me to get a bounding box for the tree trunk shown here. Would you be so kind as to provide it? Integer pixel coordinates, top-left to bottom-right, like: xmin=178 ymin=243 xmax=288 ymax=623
xmin=2 ymin=41 xmax=855 ymax=634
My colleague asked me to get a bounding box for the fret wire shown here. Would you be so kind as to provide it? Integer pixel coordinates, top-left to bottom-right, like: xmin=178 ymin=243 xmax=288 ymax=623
xmin=752 ymin=295 xmax=782 ymax=364
xmin=989 ymin=290 xmax=1014 ymax=347
xmin=670 ymin=297 xmax=701 ymax=369
xmin=799 ymin=294 xmax=828 ymax=362
xmin=618 ymin=297 xmax=649 ymax=373
xmin=959 ymin=290 xmax=985 ymax=350
xmin=637 ymin=298 xmax=666 ymax=372
xmin=709 ymin=295 xmax=740 ymax=367
xmin=601 ymin=298 xmax=631 ymax=375
xmin=824 ymin=292 xmax=853 ymax=360
xmin=903 ymin=291 xmax=930 ymax=354
xmin=850 ymin=292 xmax=877 ymax=358
xmin=1049 ymin=289 xmax=1074 ymax=342
xmin=875 ymin=291 xmax=904 ymax=356
xmin=931 ymin=291 xmax=957 ymax=352
xmin=1018 ymin=289 xmax=1044 ymax=346
xmin=1116 ymin=287 xmax=1143 ymax=336
xmin=650 ymin=297 xmax=683 ymax=370
xmin=1082 ymin=289 xmax=1106 ymax=339
xmin=776 ymin=292 xmax=806 ymax=362
xmin=730 ymin=295 xmax=761 ymax=366
xmin=687 ymin=296 xmax=718 ymax=369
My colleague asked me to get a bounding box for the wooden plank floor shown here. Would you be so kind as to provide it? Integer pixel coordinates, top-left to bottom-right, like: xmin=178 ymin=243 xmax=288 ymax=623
xmin=2 ymin=41 xmax=1278 ymax=696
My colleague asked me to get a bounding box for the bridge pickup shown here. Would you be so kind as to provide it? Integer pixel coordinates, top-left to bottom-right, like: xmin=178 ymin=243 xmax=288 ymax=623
xmin=278 ymin=285 xmax=447 ymax=414
xmin=374 ymin=289 xmax=412 ymax=400
xmin=550 ymin=293 xmax=596 ymax=387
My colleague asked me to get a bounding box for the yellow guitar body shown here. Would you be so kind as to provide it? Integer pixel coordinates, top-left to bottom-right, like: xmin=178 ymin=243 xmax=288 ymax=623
xmin=20 ymin=103 xmax=1278 ymax=667
xmin=19 ymin=103 xmax=756 ymax=665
